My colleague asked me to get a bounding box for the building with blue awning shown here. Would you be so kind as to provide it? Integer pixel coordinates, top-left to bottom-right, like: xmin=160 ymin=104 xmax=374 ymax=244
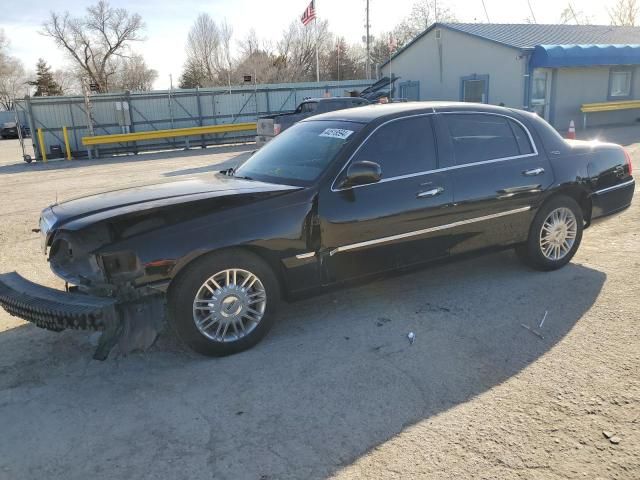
xmin=380 ymin=23 xmax=640 ymax=130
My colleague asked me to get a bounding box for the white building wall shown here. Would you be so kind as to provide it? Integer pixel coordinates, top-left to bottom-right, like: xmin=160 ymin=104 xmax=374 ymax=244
xmin=552 ymin=66 xmax=640 ymax=129
xmin=381 ymin=28 xmax=527 ymax=108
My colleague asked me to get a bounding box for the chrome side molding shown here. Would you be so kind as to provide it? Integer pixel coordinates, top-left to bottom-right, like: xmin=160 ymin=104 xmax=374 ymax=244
xmin=295 ymin=252 xmax=316 ymax=259
xmin=593 ymin=179 xmax=635 ymax=195
xmin=329 ymin=206 xmax=532 ymax=256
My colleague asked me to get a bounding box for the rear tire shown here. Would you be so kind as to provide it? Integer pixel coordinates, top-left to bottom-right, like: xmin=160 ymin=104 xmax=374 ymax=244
xmin=517 ymin=195 xmax=583 ymax=271
xmin=168 ymin=250 xmax=280 ymax=356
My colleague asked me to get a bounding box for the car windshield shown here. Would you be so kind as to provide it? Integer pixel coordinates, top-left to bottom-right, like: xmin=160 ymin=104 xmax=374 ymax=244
xmin=233 ymin=120 xmax=363 ymax=186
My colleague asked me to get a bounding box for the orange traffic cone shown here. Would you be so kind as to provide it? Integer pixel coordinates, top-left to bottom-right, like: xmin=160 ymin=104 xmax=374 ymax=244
xmin=566 ymin=120 xmax=576 ymax=140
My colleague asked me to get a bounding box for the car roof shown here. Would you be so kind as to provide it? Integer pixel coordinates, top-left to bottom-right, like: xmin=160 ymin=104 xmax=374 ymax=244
xmin=303 ymin=101 xmax=522 ymax=123
xmin=302 ymin=97 xmax=367 ymax=102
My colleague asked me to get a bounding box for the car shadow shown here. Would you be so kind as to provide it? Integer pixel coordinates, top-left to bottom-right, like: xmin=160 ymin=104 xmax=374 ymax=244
xmin=0 ymin=251 xmax=605 ymax=479
xmin=0 ymin=143 xmax=254 ymax=175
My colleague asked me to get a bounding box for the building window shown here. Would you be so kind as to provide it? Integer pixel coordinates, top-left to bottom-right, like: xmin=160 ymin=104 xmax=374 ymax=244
xmin=609 ymin=68 xmax=633 ymax=99
xmin=460 ymin=74 xmax=489 ymax=103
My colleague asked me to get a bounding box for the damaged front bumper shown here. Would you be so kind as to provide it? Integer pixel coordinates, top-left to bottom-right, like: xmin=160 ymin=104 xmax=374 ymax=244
xmin=0 ymin=272 xmax=117 ymax=332
xmin=0 ymin=272 xmax=165 ymax=360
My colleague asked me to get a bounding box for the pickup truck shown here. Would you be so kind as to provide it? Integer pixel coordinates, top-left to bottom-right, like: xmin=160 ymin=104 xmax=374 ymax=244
xmin=1 ymin=122 xmax=30 ymax=139
xmin=256 ymin=97 xmax=370 ymax=146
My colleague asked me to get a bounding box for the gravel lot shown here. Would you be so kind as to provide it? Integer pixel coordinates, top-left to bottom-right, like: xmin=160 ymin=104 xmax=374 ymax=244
xmin=0 ymin=130 xmax=638 ymax=480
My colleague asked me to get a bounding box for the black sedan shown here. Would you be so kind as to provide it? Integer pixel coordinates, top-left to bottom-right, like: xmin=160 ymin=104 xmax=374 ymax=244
xmin=0 ymin=124 xmax=30 ymax=139
xmin=0 ymin=102 xmax=634 ymax=359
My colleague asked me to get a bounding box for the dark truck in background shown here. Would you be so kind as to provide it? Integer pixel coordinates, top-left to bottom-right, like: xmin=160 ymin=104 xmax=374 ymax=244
xmin=1 ymin=122 xmax=30 ymax=139
xmin=256 ymin=97 xmax=370 ymax=146
xmin=255 ymin=76 xmax=401 ymax=145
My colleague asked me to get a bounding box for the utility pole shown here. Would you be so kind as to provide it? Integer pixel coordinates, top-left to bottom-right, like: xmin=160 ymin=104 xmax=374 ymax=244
xmin=168 ymin=74 xmax=175 ymax=130
xmin=366 ymin=0 xmax=371 ymax=79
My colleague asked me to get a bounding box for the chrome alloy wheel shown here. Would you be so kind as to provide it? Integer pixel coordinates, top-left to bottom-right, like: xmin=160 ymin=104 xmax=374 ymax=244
xmin=192 ymin=268 xmax=267 ymax=342
xmin=539 ymin=207 xmax=578 ymax=261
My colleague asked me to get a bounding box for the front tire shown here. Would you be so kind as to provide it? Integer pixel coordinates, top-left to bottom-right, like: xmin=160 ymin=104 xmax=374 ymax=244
xmin=517 ymin=195 xmax=583 ymax=271
xmin=168 ymin=250 xmax=280 ymax=356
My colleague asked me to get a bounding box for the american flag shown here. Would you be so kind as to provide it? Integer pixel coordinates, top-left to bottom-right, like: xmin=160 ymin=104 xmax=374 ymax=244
xmin=301 ymin=0 xmax=316 ymax=26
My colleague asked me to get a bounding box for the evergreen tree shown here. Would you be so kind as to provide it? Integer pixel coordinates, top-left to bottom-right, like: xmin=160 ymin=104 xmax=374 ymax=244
xmin=29 ymin=59 xmax=63 ymax=96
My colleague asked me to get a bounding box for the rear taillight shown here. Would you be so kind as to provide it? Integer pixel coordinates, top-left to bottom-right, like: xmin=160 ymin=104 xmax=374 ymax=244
xmin=624 ymin=148 xmax=633 ymax=176
xmin=274 ymin=123 xmax=281 ymax=136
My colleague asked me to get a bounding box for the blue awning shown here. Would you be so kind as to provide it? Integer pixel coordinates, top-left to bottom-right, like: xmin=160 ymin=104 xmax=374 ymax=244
xmin=530 ymin=44 xmax=640 ymax=68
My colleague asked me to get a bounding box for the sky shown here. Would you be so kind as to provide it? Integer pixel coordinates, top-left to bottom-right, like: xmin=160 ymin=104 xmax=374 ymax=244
xmin=1 ymin=0 xmax=614 ymax=89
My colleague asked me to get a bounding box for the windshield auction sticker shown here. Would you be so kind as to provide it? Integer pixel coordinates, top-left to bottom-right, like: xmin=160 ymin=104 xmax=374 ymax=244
xmin=319 ymin=128 xmax=354 ymax=140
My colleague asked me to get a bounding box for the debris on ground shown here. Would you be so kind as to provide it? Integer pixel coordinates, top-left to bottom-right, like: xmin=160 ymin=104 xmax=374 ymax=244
xmin=376 ymin=317 xmax=391 ymax=327
xmin=603 ymin=431 xmax=621 ymax=444
xmin=521 ymin=323 xmax=544 ymax=340
xmin=539 ymin=310 xmax=548 ymax=329
xmin=521 ymin=311 xmax=549 ymax=339
xmin=407 ymin=332 xmax=416 ymax=344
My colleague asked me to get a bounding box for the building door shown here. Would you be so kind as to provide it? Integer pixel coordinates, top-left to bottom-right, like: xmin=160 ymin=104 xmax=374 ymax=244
xmin=461 ymin=74 xmax=489 ymax=103
xmin=399 ymin=81 xmax=420 ymax=101
xmin=531 ymin=69 xmax=552 ymax=121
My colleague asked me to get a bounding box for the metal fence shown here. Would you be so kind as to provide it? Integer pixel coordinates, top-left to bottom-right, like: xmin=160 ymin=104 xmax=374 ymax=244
xmin=0 ymin=110 xmax=27 ymax=127
xmin=16 ymin=79 xmax=372 ymax=160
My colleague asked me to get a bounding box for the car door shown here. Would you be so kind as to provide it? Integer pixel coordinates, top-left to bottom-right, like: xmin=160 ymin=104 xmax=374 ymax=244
xmin=438 ymin=112 xmax=554 ymax=255
xmin=317 ymin=114 xmax=456 ymax=284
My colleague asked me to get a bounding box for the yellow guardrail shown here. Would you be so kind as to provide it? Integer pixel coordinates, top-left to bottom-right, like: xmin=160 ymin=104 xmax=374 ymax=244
xmin=581 ymin=100 xmax=640 ymax=113
xmin=82 ymin=122 xmax=257 ymax=146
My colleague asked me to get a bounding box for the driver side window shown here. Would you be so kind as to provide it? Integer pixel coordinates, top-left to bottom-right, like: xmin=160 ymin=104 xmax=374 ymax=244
xmin=350 ymin=116 xmax=437 ymax=179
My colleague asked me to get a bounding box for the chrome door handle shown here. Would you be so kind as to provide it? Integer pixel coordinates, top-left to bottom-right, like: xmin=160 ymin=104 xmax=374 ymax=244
xmin=523 ymin=167 xmax=545 ymax=176
xmin=417 ymin=187 xmax=444 ymax=198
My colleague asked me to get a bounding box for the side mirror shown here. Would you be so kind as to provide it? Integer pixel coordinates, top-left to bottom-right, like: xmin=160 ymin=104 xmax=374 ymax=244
xmin=339 ymin=161 xmax=382 ymax=189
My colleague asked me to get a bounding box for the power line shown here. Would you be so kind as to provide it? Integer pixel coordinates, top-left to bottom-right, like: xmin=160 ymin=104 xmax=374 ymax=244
xmin=527 ymin=0 xmax=538 ymax=23
xmin=481 ymin=0 xmax=491 ymax=22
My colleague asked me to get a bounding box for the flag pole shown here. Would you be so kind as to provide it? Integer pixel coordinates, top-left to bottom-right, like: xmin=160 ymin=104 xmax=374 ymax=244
xmin=315 ymin=15 xmax=320 ymax=82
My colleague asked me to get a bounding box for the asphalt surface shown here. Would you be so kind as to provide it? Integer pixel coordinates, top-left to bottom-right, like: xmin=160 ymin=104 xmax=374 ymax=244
xmin=0 ymin=130 xmax=638 ymax=479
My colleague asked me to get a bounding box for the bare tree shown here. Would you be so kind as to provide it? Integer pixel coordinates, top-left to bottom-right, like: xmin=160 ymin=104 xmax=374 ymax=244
xmin=185 ymin=13 xmax=222 ymax=84
xmin=240 ymin=29 xmax=261 ymax=58
xmin=112 ymin=54 xmax=158 ymax=91
xmin=234 ymin=31 xmax=280 ymax=84
xmin=220 ymin=20 xmax=234 ymax=90
xmin=42 ymin=1 xmax=145 ymax=92
xmin=0 ymin=57 xmax=28 ymax=110
xmin=393 ymin=0 xmax=457 ymax=48
xmin=53 ymin=68 xmax=82 ymax=95
xmin=0 ymin=30 xmax=29 ymax=110
xmin=369 ymin=36 xmax=394 ymax=75
xmin=609 ymin=0 xmax=639 ymax=25
xmin=559 ymin=2 xmax=591 ymax=24
xmin=277 ymin=19 xmax=330 ymax=82
xmin=0 ymin=29 xmax=8 ymax=72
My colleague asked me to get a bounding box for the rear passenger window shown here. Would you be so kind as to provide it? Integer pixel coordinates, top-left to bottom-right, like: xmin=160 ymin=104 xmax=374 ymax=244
xmin=351 ymin=116 xmax=436 ymax=178
xmin=299 ymin=102 xmax=318 ymax=113
xmin=510 ymin=121 xmax=534 ymax=155
xmin=445 ymin=114 xmax=534 ymax=165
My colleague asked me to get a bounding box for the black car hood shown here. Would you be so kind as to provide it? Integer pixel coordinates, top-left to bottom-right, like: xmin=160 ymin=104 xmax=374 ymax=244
xmin=48 ymin=174 xmax=301 ymax=231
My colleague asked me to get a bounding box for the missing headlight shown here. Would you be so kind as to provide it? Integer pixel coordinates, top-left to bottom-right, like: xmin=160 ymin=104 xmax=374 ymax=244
xmin=99 ymin=251 xmax=142 ymax=281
